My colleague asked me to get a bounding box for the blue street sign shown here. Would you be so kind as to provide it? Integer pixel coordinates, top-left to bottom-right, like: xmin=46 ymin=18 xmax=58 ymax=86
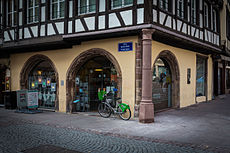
xmin=118 ymin=42 xmax=133 ymax=52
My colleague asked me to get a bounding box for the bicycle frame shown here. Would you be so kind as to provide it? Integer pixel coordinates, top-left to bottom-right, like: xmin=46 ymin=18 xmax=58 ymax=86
xmin=102 ymin=99 xmax=130 ymax=115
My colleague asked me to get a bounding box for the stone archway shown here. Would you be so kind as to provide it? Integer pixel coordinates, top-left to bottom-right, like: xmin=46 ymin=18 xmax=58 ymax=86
xmin=66 ymin=48 xmax=122 ymax=113
xmin=20 ymin=54 xmax=59 ymax=110
xmin=153 ymin=50 xmax=180 ymax=108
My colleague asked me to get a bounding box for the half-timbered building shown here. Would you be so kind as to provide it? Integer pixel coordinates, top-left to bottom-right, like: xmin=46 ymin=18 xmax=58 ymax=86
xmin=214 ymin=0 xmax=230 ymax=96
xmin=0 ymin=0 xmax=226 ymax=122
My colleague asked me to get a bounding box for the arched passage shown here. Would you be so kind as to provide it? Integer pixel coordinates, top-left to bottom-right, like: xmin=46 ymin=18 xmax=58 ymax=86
xmin=20 ymin=54 xmax=59 ymax=110
xmin=66 ymin=48 xmax=122 ymax=113
xmin=152 ymin=50 xmax=180 ymax=111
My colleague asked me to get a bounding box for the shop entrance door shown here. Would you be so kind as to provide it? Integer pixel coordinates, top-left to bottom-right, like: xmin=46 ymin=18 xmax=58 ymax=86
xmin=152 ymin=58 xmax=172 ymax=111
xmin=74 ymin=56 xmax=118 ymax=112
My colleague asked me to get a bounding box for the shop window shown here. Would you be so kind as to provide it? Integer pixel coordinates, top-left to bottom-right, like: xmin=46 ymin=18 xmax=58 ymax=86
xmin=74 ymin=56 xmax=118 ymax=112
xmin=191 ymin=0 xmax=196 ymax=24
xmin=152 ymin=58 xmax=172 ymax=111
xmin=51 ymin=0 xmax=65 ymax=19
xmin=111 ymin=0 xmax=133 ymax=9
xmin=7 ymin=0 xmax=17 ymax=26
xmin=177 ymin=0 xmax=184 ymax=19
xmin=78 ymin=0 xmax=96 ymax=15
xmin=27 ymin=0 xmax=39 ymax=23
xmin=28 ymin=61 xmax=57 ymax=109
xmin=196 ymin=56 xmax=206 ymax=97
xmin=226 ymin=67 xmax=230 ymax=89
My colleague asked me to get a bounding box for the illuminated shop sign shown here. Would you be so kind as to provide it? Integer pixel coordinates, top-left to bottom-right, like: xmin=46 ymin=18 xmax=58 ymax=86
xmin=51 ymin=83 xmax=56 ymax=92
xmin=47 ymin=78 xmax=51 ymax=86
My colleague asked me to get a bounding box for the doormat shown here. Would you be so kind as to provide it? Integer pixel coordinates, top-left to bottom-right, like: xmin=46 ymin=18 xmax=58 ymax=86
xmin=22 ymin=145 xmax=82 ymax=153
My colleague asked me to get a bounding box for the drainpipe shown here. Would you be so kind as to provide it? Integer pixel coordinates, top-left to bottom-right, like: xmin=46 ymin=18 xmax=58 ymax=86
xmin=139 ymin=29 xmax=155 ymax=123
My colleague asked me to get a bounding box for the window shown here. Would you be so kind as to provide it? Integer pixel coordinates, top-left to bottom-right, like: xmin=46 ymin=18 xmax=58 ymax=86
xmin=0 ymin=0 xmax=2 ymax=28
xmin=177 ymin=0 xmax=184 ymax=19
xmin=204 ymin=2 xmax=208 ymax=27
xmin=51 ymin=0 xmax=65 ymax=19
xmin=191 ymin=0 xmax=196 ymax=24
xmin=227 ymin=9 xmax=230 ymax=39
xmin=227 ymin=65 xmax=230 ymax=89
xmin=78 ymin=0 xmax=96 ymax=14
xmin=196 ymin=56 xmax=206 ymax=97
xmin=27 ymin=0 xmax=39 ymax=23
xmin=7 ymin=0 xmax=17 ymax=26
xmin=212 ymin=9 xmax=217 ymax=32
xmin=111 ymin=0 xmax=133 ymax=9
xmin=159 ymin=0 xmax=168 ymax=11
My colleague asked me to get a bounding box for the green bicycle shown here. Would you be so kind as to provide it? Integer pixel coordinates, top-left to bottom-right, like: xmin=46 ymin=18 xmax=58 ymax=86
xmin=98 ymin=93 xmax=131 ymax=120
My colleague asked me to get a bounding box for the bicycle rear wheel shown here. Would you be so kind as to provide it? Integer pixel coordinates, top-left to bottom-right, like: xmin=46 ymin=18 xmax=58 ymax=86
xmin=118 ymin=107 xmax=131 ymax=120
xmin=98 ymin=103 xmax=111 ymax=118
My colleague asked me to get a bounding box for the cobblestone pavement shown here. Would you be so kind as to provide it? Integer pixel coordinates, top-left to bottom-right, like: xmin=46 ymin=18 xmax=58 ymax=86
xmin=0 ymin=122 xmax=219 ymax=153
xmin=0 ymin=94 xmax=230 ymax=153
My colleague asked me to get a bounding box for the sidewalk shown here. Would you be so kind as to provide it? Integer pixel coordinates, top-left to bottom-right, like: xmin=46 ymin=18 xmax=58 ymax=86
xmin=1 ymin=94 xmax=230 ymax=152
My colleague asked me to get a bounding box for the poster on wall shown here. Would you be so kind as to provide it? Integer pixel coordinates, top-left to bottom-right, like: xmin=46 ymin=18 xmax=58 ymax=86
xmin=51 ymin=83 xmax=56 ymax=92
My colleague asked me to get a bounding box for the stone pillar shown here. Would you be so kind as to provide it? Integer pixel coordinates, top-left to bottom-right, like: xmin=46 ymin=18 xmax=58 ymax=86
xmin=139 ymin=29 xmax=155 ymax=123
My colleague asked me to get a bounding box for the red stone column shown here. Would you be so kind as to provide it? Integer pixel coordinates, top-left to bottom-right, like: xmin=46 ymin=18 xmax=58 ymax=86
xmin=139 ymin=29 xmax=155 ymax=123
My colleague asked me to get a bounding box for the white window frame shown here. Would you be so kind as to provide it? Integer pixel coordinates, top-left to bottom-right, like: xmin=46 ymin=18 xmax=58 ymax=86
xmin=78 ymin=0 xmax=96 ymax=15
xmin=111 ymin=0 xmax=133 ymax=9
xmin=191 ymin=0 xmax=196 ymax=24
xmin=7 ymin=0 xmax=17 ymax=26
xmin=159 ymin=0 xmax=168 ymax=11
xmin=27 ymin=0 xmax=39 ymax=24
xmin=177 ymin=0 xmax=184 ymax=19
xmin=204 ymin=2 xmax=208 ymax=27
xmin=50 ymin=0 xmax=65 ymax=20
xmin=212 ymin=9 xmax=217 ymax=32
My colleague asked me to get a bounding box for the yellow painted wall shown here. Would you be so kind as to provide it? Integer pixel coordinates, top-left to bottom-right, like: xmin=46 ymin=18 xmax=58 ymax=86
xmin=10 ymin=36 xmax=213 ymax=115
xmin=10 ymin=36 xmax=137 ymax=113
xmin=151 ymin=41 xmax=213 ymax=108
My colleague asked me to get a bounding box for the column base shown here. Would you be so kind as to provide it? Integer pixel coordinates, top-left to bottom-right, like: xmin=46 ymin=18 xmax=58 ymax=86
xmin=139 ymin=102 xmax=154 ymax=123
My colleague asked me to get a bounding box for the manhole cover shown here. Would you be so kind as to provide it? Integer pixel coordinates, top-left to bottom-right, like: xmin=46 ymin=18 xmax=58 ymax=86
xmin=22 ymin=145 xmax=82 ymax=153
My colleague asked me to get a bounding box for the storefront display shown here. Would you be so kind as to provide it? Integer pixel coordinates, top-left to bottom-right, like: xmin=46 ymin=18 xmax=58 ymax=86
xmin=152 ymin=58 xmax=172 ymax=111
xmin=28 ymin=61 xmax=56 ymax=109
xmin=73 ymin=56 xmax=118 ymax=112
xmin=196 ymin=57 xmax=206 ymax=97
xmin=226 ymin=63 xmax=230 ymax=89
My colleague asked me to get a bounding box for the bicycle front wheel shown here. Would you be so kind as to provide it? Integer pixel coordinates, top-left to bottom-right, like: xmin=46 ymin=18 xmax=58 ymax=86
xmin=98 ymin=103 xmax=111 ymax=118
xmin=118 ymin=107 xmax=131 ymax=120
